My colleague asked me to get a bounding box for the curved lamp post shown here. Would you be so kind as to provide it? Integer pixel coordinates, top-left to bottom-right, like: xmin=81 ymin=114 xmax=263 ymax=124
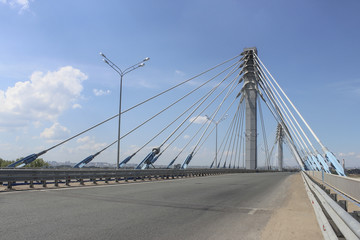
xmin=100 ymin=52 xmax=150 ymax=169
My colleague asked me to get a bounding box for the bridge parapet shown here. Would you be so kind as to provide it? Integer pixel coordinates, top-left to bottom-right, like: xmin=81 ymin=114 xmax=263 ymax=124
xmin=0 ymin=168 xmax=260 ymax=190
xmin=308 ymin=171 xmax=360 ymax=203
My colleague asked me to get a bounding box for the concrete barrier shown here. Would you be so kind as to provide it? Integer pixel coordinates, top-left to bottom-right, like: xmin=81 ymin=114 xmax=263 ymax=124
xmin=308 ymin=171 xmax=360 ymax=203
xmin=0 ymin=168 xmax=259 ymax=189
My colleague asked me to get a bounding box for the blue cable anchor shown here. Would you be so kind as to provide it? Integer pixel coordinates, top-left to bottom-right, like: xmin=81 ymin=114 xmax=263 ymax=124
xmin=217 ymin=161 xmax=221 ymax=169
xmin=316 ymin=153 xmax=330 ymax=173
xmin=303 ymin=159 xmax=311 ymax=170
xmin=73 ymin=152 xmax=101 ymax=168
xmin=6 ymin=150 xmax=47 ymax=168
xmin=325 ymin=151 xmax=345 ymax=176
xmin=119 ymin=153 xmax=136 ymax=168
xmin=167 ymin=157 xmax=177 ymax=169
xmin=181 ymin=152 xmax=193 ymax=169
xmin=210 ymin=160 xmax=215 ymax=169
xmin=311 ymin=155 xmax=322 ymax=171
xmin=135 ymin=147 xmax=160 ymax=169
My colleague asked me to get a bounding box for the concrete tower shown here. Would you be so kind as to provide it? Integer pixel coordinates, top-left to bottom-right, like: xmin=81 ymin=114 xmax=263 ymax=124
xmin=277 ymin=124 xmax=284 ymax=171
xmin=242 ymin=47 xmax=258 ymax=169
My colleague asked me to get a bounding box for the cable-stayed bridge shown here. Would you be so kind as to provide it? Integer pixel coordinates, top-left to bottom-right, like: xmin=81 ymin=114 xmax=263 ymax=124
xmin=1 ymin=47 xmax=360 ymax=239
xmin=4 ymin=47 xmax=346 ymax=175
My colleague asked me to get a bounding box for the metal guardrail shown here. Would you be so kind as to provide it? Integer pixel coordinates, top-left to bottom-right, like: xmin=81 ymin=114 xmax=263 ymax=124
xmin=308 ymin=171 xmax=360 ymax=203
xmin=0 ymin=168 xmax=256 ymax=189
xmin=303 ymin=172 xmax=360 ymax=239
xmin=301 ymin=172 xmax=338 ymax=239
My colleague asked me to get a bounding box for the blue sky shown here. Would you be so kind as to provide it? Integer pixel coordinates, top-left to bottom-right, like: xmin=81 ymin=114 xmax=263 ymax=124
xmin=0 ymin=0 xmax=359 ymax=168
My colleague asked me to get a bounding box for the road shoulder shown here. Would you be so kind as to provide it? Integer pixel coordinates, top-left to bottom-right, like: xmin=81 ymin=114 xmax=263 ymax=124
xmin=261 ymin=172 xmax=323 ymax=240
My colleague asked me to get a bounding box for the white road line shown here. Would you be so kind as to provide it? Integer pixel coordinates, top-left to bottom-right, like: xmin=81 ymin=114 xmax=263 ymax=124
xmin=248 ymin=209 xmax=257 ymax=215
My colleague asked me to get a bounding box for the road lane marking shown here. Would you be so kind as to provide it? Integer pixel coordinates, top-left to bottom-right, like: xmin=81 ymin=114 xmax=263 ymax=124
xmin=248 ymin=209 xmax=257 ymax=215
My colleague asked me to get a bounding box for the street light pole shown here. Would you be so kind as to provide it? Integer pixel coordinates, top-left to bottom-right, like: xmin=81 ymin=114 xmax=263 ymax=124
xmin=100 ymin=52 xmax=150 ymax=169
xmin=118 ymin=74 xmax=123 ymax=170
xmin=215 ymin=123 xmax=218 ymax=167
xmin=206 ymin=114 xmax=228 ymax=168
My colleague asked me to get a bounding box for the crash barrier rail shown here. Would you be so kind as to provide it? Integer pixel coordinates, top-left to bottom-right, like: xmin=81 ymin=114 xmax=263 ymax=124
xmin=307 ymin=170 xmax=360 ymax=203
xmin=303 ymin=172 xmax=360 ymax=239
xmin=0 ymin=168 xmax=259 ymax=189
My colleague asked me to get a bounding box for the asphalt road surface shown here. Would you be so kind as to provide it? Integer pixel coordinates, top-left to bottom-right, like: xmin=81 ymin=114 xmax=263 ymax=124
xmin=0 ymin=172 xmax=294 ymax=240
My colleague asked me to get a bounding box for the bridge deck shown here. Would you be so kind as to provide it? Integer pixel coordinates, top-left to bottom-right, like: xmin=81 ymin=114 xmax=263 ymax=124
xmin=0 ymin=172 xmax=321 ymax=240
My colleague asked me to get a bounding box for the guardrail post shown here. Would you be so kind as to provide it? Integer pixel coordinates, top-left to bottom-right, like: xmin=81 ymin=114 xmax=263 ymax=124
xmin=42 ymin=180 xmax=47 ymax=187
xmin=330 ymin=193 xmax=337 ymax=201
xmin=7 ymin=181 xmax=12 ymax=190
xmin=350 ymin=211 xmax=360 ymax=223
xmin=66 ymin=177 xmax=70 ymax=186
xmin=338 ymin=200 xmax=348 ymax=211
xmin=80 ymin=179 xmax=84 ymax=185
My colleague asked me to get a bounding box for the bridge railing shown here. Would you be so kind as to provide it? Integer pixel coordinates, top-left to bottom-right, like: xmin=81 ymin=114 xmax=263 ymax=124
xmin=307 ymin=170 xmax=360 ymax=203
xmin=302 ymin=172 xmax=360 ymax=239
xmin=0 ymin=168 xmax=257 ymax=189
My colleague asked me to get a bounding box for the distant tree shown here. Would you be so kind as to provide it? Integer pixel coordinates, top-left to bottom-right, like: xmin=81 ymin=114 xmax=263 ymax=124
xmin=0 ymin=158 xmax=15 ymax=168
xmin=24 ymin=158 xmax=50 ymax=168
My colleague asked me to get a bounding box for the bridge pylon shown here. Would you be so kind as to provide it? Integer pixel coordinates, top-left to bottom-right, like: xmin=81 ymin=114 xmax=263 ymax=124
xmin=241 ymin=47 xmax=258 ymax=170
xmin=277 ymin=124 xmax=284 ymax=171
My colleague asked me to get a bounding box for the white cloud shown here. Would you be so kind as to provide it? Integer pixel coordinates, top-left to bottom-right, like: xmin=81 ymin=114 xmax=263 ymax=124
xmin=190 ymin=115 xmax=209 ymax=124
xmin=77 ymin=136 xmax=91 ymax=144
xmin=40 ymin=122 xmax=70 ymax=140
xmin=175 ymin=70 xmax=185 ymax=76
xmin=338 ymin=152 xmax=356 ymax=157
xmin=183 ymin=135 xmax=190 ymax=139
xmin=75 ymin=136 xmax=107 ymax=152
xmin=1 ymin=0 xmax=31 ymax=14
xmin=93 ymin=88 xmax=111 ymax=96
xmin=329 ymin=79 xmax=360 ymax=97
xmin=72 ymin=103 xmax=82 ymax=109
xmin=0 ymin=66 xmax=87 ymax=130
xmin=32 ymin=120 xmax=42 ymax=128
xmin=127 ymin=79 xmax=157 ymax=89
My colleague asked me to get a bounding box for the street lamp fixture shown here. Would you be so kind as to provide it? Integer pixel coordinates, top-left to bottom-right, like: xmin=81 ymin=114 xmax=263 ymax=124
xmin=206 ymin=114 xmax=228 ymax=168
xmin=100 ymin=52 xmax=150 ymax=169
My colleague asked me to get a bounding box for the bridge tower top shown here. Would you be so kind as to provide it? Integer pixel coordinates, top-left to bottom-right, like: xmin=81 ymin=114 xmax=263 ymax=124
xmin=242 ymin=47 xmax=257 ymax=55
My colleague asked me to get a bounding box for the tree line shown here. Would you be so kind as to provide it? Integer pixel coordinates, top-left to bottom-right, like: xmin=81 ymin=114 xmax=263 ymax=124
xmin=0 ymin=158 xmax=50 ymax=168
